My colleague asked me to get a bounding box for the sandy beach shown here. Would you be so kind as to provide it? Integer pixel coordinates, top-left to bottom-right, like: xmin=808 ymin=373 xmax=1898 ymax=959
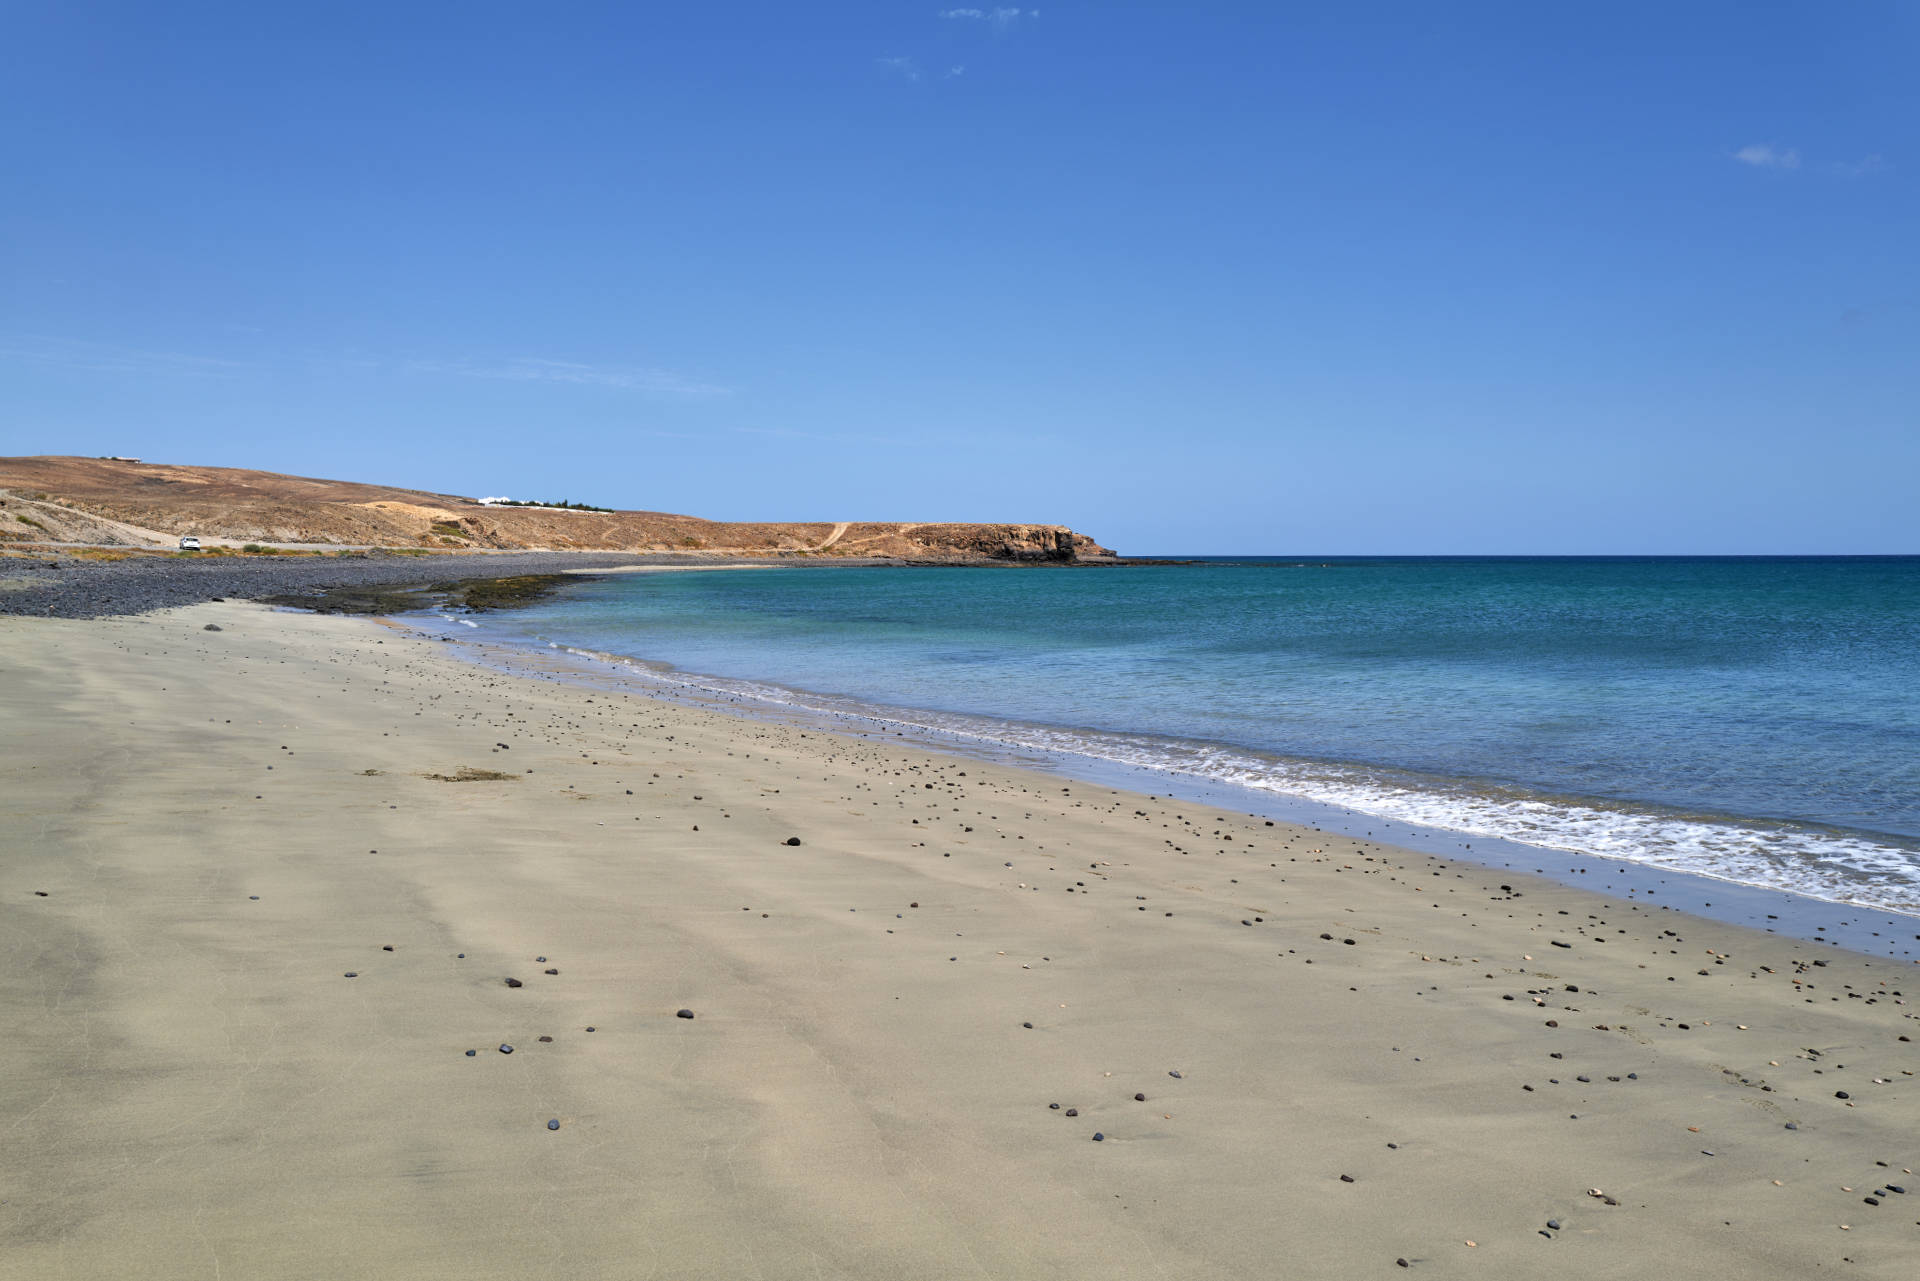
xmin=3 ymin=602 xmax=1915 ymax=1280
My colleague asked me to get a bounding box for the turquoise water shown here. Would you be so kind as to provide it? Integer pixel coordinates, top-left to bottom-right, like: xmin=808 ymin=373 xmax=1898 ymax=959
xmin=464 ymin=557 xmax=1920 ymax=915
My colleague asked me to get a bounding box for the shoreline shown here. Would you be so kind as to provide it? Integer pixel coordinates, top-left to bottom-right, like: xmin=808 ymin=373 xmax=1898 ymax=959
xmin=5 ymin=603 xmax=1915 ymax=1278
xmin=0 ymin=547 xmax=1112 ymax=621
xmin=407 ymin=615 xmax=1920 ymax=960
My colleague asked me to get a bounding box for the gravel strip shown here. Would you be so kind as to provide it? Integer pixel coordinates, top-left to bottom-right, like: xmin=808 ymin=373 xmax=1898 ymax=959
xmin=0 ymin=551 xmax=800 ymax=619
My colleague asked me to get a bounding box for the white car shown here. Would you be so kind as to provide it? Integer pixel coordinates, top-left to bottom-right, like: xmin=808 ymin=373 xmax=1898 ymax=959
xmin=178 ymin=536 xmax=202 ymax=551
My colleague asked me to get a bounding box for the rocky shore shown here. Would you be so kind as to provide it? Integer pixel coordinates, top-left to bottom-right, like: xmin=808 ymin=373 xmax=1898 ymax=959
xmin=0 ymin=550 xmax=821 ymax=619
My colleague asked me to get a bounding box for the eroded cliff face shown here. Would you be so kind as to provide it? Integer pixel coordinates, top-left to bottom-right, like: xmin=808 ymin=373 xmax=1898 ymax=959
xmin=0 ymin=457 xmax=1117 ymax=562
xmin=883 ymin=524 xmax=1114 ymax=562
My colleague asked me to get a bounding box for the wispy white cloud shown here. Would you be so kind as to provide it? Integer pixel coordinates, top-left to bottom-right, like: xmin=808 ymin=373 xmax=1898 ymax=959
xmin=876 ymin=55 xmax=922 ymax=81
xmin=1733 ymin=143 xmax=1800 ymax=170
xmin=0 ymin=336 xmax=728 ymax=402
xmin=939 ymin=7 xmax=1036 ymax=25
xmin=1834 ymin=154 xmax=1886 ymax=178
xmin=945 ymin=64 xmax=966 ymax=78
xmin=0 ymin=334 xmax=250 ymax=378
xmin=418 ymin=357 xmax=730 ymax=399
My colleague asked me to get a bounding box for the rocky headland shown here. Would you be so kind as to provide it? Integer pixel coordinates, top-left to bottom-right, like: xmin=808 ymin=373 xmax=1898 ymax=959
xmin=0 ymin=456 xmax=1115 ymax=563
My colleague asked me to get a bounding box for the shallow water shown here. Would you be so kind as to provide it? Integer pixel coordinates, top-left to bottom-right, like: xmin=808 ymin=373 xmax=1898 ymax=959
xmin=457 ymin=557 xmax=1920 ymax=917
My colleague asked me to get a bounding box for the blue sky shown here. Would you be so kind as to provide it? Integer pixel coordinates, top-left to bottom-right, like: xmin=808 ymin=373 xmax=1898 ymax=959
xmin=3 ymin=2 xmax=1914 ymax=553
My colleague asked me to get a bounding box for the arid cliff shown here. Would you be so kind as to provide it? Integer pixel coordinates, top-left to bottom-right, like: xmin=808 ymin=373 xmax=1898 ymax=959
xmin=0 ymin=457 xmax=1115 ymax=562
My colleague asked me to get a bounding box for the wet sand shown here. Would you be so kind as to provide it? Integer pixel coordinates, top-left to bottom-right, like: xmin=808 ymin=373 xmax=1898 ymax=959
xmin=2 ymin=603 xmax=1915 ymax=1279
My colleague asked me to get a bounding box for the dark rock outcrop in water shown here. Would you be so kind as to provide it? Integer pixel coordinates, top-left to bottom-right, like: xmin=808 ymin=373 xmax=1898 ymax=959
xmin=0 ymin=551 xmax=687 ymax=619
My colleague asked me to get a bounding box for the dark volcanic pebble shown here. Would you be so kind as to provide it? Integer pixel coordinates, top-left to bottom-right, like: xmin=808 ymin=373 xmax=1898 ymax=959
xmin=547 ymin=1119 xmax=560 ymax=1131
xmin=203 ymin=623 xmax=222 ymax=631
xmin=1091 ymin=1133 xmax=1105 ymax=1142
xmin=1065 ymin=1109 xmax=1078 ymax=1117
xmin=465 ymin=1049 xmax=477 ymax=1056
xmin=499 ymin=1044 xmax=514 ymax=1054
xmin=505 ymin=978 xmax=523 ymax=988
xmin=343 ymin=972 xmax=358 ymax=978
xmin=537 ymin=1035 xmax=553 ymax=1042
xmin=1339 ymin=1174 xmax=1355 ymax=1183
xmin=676 ymin=1008 xmax=695 ymax=1019
xmin=1049 ymin=1103 xmax=1061 ymax=1110
xmin=544 ymin=968 xmax=559 ymax=975
xmin=784 ymin=837 xmax=802 ymax=846
xmin=1134 ymin=1093 xmax=1146 ymax=1101
xmin=1835 ymin=1091 xmax=1850 ymax=1099
xmin=0 ymin=549 xmax=686 ymax=620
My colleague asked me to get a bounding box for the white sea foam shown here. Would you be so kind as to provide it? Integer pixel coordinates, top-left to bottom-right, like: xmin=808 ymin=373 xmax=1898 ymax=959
xmin=543 ymin=643 xmax=1920 ymax=917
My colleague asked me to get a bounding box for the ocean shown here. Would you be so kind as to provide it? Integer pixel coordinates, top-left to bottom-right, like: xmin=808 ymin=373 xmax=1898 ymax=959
xmin=447 ymin=557 xmax=1920 ymax=919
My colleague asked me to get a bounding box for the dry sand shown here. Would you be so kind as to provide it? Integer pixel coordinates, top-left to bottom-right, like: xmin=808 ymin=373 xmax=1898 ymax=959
xmin=2 ymin=603 xmax=1915 ymax=1279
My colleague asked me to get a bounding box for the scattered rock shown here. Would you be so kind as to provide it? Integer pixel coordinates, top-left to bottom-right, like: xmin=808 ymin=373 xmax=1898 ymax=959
xmin=676 ymin=1008 xmax=695 ymax=1019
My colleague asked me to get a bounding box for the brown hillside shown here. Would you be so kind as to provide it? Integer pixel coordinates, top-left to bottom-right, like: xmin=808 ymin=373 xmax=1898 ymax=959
xmin=0 ymin=457 xmax=1116 ymax=561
